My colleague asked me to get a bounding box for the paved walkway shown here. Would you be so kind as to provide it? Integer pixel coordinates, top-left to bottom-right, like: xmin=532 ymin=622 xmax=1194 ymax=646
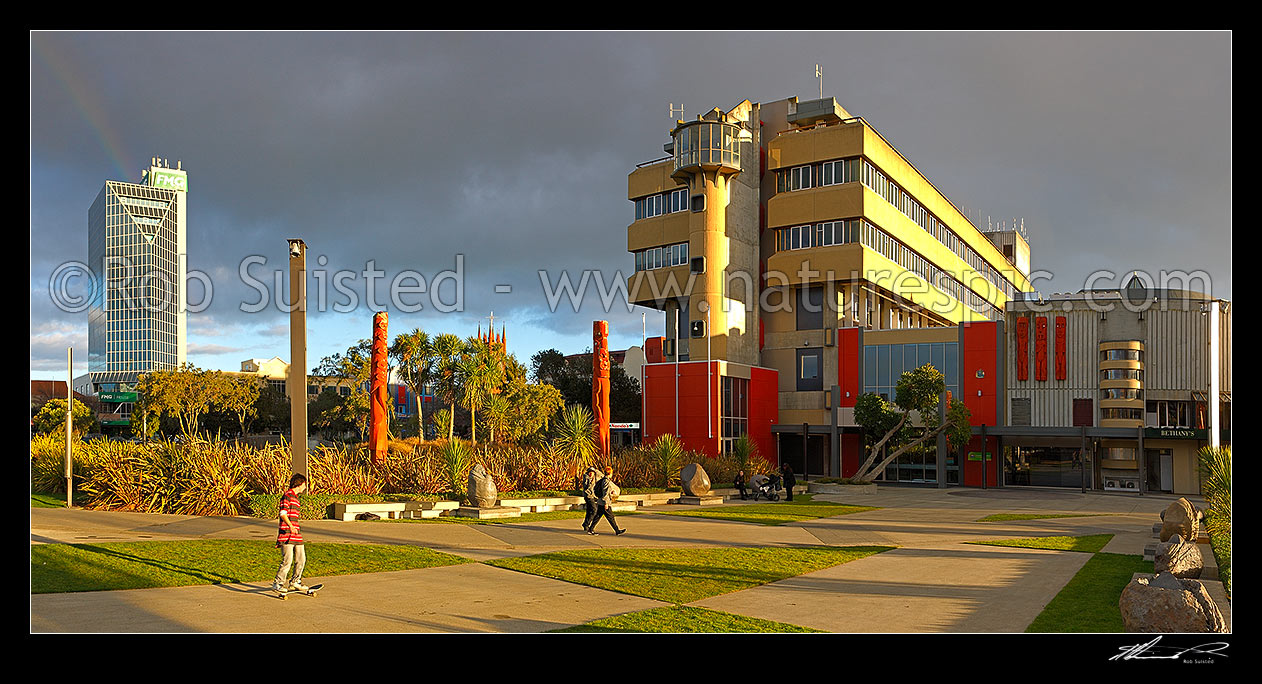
xmin=30 ymin=487 xmax=1204 ymax=633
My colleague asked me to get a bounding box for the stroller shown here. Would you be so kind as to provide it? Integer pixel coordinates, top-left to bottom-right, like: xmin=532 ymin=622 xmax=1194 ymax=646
xmin=750 ymin=473 xmax=782 ymax=501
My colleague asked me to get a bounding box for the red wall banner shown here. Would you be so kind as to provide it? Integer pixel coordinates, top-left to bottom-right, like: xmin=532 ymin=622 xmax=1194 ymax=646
xmin=1015 ymin=317 xmax=1029 ymax=381
xmin=1034 ymin=317 xmax=1048 ymax=381
xmin=1055 ymin=316 xmax=1067 ymax=381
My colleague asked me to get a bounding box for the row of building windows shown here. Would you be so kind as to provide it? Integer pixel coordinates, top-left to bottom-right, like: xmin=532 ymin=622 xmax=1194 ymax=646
xmin=673 ymin=121 xmax=741 ymax=171
xmin=1101 ymin=349 xmax=1142 ymax=362
xmin=1101 ymin=368 xmax=1143 ymax=381
xmin=1101 ymin=408 xmax=1144 ymax=421
xmin=720 ymin=375 xmax=749 ymax=454
xmin=775 ymin=156 xmax=1019 ymax=300
xmin=633 ymin=242 xmax=690 ymax=272
xmin=863 ymin=342 xmax=960 ymax=400
xmin=633 ymin=187 xmax=689 ymax=221
xmin=775 ymin=218 xmax=1002 ymax=320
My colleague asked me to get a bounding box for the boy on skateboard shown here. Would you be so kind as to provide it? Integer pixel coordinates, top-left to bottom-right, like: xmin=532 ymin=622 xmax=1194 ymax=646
xmin=273 ymin=474 xmax=310 ymax=595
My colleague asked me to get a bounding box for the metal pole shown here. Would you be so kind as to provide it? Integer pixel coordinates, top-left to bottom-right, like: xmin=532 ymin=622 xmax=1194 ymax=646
xmin=288 ymin=239 xmax=308 ymax=477
xmin=674 ymin=307 xmax=680 ymax=437
xmin=66 ymin=347 xmax=73 ymax=508
xmin=1137 ymin=426 xmax=1145 ymax=496
xmin=641 ymin=312 xmax=645 ymax=444
xmin=707 ymin=306 xmax=712 ymax=442
xmin=1081 ymin=426 xmax=1087 ymax=494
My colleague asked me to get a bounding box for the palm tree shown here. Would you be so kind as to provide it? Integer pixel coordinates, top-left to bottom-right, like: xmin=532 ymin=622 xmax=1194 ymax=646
xmin=390 ymin=329 xmax=435 ymax=443
xmin=553 ymin=404 xmax=597 ymax=485
xmin=432 ymin=333 xmax=465 ymax=440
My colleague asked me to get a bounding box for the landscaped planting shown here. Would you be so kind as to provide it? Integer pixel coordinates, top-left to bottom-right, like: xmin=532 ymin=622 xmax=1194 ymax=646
xmin=33 ymin=435 xmax=776 ymax=518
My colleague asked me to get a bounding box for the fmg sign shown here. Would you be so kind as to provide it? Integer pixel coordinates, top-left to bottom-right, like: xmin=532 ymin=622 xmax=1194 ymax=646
xmin=149 ymin=169 xmax=188 ymax=192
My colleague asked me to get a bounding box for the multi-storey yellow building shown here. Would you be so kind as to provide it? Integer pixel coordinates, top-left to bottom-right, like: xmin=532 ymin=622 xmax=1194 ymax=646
xmin=626 ymin=95 xmax=1036 ymax=465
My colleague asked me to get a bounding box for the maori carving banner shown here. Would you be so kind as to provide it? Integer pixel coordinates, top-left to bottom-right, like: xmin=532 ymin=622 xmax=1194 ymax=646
xmin=593 ymin=320 xmax=611 ymax=459
xmin=370 ymin=311 xmax=389 ymax=463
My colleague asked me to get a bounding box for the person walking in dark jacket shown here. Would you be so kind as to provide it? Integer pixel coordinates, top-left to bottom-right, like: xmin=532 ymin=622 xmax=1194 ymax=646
xmin=734 ymin=469 xmax=748 ymax=500
xmin=782 ymin=464 xmax=797 ymax=501
xmin=580 ymin=466 xmax=601 ymax=534
xmin=592 ymin=466 xmax=626 ymax=536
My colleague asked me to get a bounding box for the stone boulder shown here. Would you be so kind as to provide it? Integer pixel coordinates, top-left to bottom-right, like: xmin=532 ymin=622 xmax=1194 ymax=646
xmin=1155 ymin=534 xmax=1204 ymax=579
xmin=1160 ymin=498 xmax=1199 ymax=542
xmin=1119 ymin=573 xmax=1227 ymax=633
xmin=466 ymin=464 xmax=498 ymax=508
xmin=681 ymin=463 xmax=712 ymax=496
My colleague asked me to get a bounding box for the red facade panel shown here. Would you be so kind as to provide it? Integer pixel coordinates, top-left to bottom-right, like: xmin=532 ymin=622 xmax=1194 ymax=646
xmin=1015 ymin=317 xmax=1029 ymax=381
xmin=1034 ymin=317 xmax=1048 ymax=381
xmin=1054 ymin=316 xmax=1067 ymax=381
xmin=643 ymin=361 xmax=777 ymax=460
xmin=837 ymin=327 xmax=862 ymax=407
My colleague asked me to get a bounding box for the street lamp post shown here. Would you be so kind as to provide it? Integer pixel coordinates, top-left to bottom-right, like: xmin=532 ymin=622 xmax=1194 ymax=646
xmin=288 ymin=239 xmax=308 ymax=477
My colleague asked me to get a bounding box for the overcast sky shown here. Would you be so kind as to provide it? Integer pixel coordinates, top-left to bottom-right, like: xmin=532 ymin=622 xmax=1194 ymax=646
xmin=30 ymin=31 xmax=1232 ymax=380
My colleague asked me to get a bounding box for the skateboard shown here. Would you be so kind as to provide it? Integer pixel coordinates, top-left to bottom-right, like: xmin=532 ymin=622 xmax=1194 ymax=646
xmin=276 ymin=583 xmax=324 ymax=600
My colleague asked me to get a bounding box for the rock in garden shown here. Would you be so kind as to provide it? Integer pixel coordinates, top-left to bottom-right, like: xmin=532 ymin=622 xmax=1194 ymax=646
xmin=1119 ymin=573 xmax=1227 ymax=633
xmin=1160 ymin=498 xmax=1199 ymax=542
xmin=680 ymin=463 xmax=711 ymax=496
xmin=466 ymin=464 xmax=498 ymax=508
xmin=1155 ymin=534 xmax=1203 ymax=579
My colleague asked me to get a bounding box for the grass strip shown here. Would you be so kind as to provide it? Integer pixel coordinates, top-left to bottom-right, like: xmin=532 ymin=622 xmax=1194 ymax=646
xmin=31 ymin=492 xmax=75 ymax=508
xmin=967 ymin=534 xmax=1113 ymax=553
xmin=377 ymin=510 xmax=640 ymax=525
xmin=551 ymin=605 xmax=824 ymax=633
xmin=976 ymin=513 xmax=1117 ymax=522
xmin=653 ymin=495 xmax=878 ymax=526
xmin=31 ymin=539 xmax=472 ymax=594
xmin=1025 ymin=552 xmax=1153 ymax=632
xmin=487 ymin=545 xmax=891 ymax=603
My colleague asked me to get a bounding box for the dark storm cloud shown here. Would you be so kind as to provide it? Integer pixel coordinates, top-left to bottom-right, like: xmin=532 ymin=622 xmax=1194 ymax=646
xmin=30 ymin=31 xmax=1231 ymax=375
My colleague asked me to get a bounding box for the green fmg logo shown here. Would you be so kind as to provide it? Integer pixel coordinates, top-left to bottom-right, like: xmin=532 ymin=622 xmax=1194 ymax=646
xmin=150 ymin=169 xmax=188 ymax=192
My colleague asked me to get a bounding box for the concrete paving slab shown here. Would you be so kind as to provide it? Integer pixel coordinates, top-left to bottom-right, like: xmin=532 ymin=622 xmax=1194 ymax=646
xmin=31 ymin=563 xmax=667 ymax=633
xmin=690 ymin=543 xmax=1093 ymax=633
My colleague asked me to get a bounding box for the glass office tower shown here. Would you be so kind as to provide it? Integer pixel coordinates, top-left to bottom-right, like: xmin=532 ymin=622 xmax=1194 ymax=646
xmin=87 ymin=158 xmax=187 ymax=404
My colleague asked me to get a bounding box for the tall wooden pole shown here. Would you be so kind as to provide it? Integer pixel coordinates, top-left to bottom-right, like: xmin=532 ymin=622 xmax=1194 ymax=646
xmin=66 ymin=347 xmax=73 ymax=508
xmin=370 ymin=311 xmax=389 ymax=464
xmin=593 ymin=321 xmax=611 ymax=459
xmin=288 ymin=240 xmax=308 ymax=477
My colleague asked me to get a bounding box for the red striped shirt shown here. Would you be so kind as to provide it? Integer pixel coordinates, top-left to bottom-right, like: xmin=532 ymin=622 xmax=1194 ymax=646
xmin=277 ymin=489 xmax=304 ymax=545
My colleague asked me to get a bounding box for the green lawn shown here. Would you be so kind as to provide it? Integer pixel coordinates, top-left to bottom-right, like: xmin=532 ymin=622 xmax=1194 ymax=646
xmin=31 ymin=539 xmax=473 ymax=593
xmin=377 ymin=510 xmax=641 ymax=525
xmin=967 ymin=534 xmax=1114 ymax=553
xmin=1025 ymin=552 xmax=1153 ymax=632
xmin=652 ymin=495 xmax=879 ymax=526
xmin=31 ymin=492 xmax=74 ymax=508
xmin=551 ymin=605 xmax=823 ymax=633
xmin=976 ymin=513 xmax=1117 ymax=523
xmin=486 ymin=545 xmax=891 ymax=603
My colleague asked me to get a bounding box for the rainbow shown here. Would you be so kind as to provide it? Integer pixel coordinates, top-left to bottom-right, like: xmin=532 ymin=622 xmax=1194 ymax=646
xmin=32 ymin=36 xmax=132 ymax=180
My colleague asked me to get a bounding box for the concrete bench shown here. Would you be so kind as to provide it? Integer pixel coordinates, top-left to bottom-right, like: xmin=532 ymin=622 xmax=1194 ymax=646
xmin=331 ymin=500 xmax=458 ymax=522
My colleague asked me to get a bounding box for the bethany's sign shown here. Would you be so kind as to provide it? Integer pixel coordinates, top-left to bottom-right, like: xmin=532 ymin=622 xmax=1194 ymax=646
xmin=149 ymin=169 xmax=188 ymax=192
xmin=1144 ymin=427 xmax=1207 ymax=440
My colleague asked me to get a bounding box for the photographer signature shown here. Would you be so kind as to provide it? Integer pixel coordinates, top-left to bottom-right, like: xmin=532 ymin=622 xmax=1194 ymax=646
xmin=1110 ymin=636 xmax=1229 ymax=661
